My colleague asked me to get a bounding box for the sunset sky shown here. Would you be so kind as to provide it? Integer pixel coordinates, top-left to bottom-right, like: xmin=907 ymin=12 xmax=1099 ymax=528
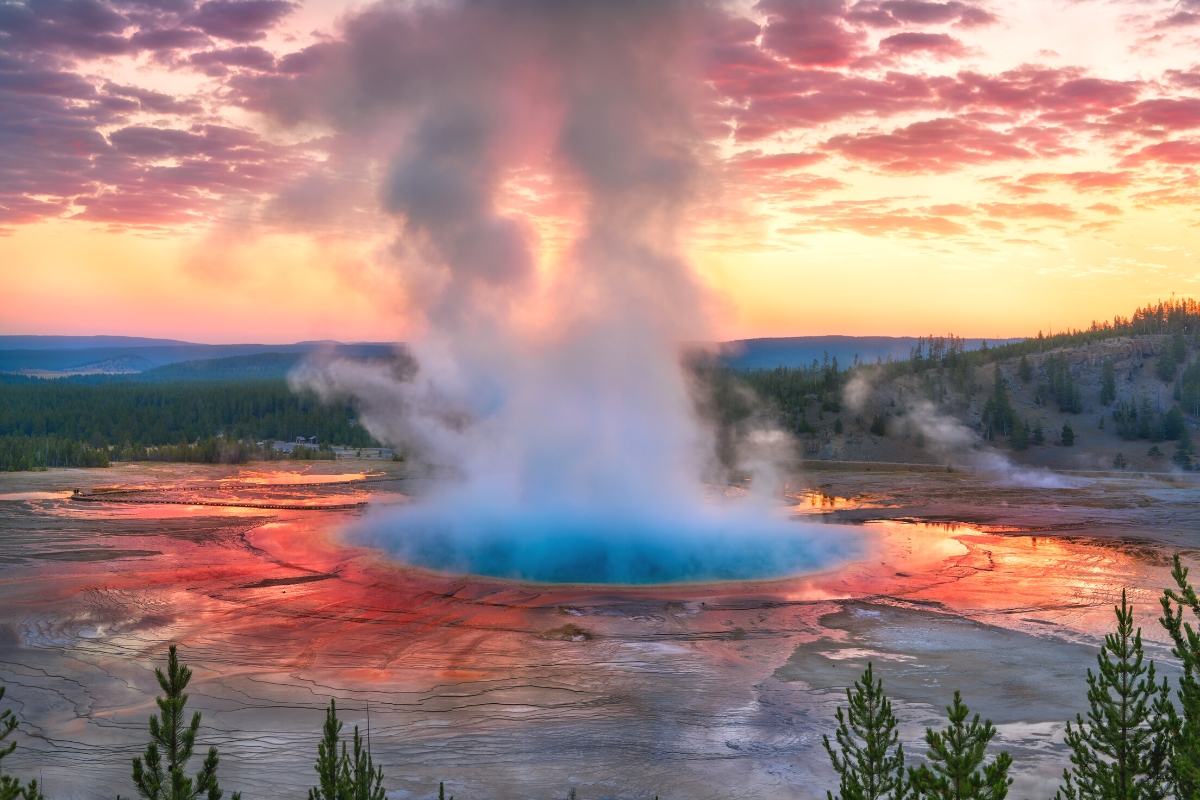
xmin=3 ymin=0 xmax=1200 ymax=343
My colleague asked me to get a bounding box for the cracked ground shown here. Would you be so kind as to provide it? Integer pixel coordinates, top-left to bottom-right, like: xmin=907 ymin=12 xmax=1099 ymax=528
xmin=1 ymin=462 xmax=1198 ymax=799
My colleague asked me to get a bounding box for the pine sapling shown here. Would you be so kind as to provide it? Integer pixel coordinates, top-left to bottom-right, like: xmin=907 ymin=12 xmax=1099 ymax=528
xmin=339 ymin=723 xmax=385 ymax=800
xmin=308 ymin=699 xmax=386 ymax=800
xmin=908 ymin=691 xmax=1012 ymax=800
xmin=1058 ymin=590 xmax=1172 ymax=800
xmin=0 ymin=685 xmax=43 ymax=800
xmin=309 ymin=700 xmax=343 ymax=800
xmin=1161 ymin=555 xmax=1200 ymax=795
xmin=824 ymin=662 xmax=909 ymax=800
xmin=119 ymin=645 xmax=240 ymax=800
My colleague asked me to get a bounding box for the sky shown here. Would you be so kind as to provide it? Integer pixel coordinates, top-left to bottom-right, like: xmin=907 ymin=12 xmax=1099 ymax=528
xmin=2 ymin=0 xmax=1200 ymax=343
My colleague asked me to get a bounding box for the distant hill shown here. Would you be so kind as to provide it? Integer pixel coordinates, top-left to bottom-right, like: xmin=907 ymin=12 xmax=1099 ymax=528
xmin=0 ymin=333 xmax=1032 ymax=378
xmin=0 ymin=339 xmax=402 ymax=376
xmin=134 ymin=353 xmax=308 ymax=382
xmin=0 ymin=335 xmax=192 ymax=350
xmin=722 ymin=335 xmax=1025 ymax=371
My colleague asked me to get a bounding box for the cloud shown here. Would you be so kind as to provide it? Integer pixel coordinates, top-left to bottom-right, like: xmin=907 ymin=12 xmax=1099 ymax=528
xmin=0 ymin=0 xmax=1197 ymax=240
xmin=847 ymin=0 xmax=997 ymax=28
xmin=991 ymin=170 xmax=1136 ymax=195
xmin=757 ymin=0 xmax=868 ymax=67
xmin=188 ymin=0 xmax=294 ymax=42
xmin=786 ymin=199 xmax=973 ymax=237
xmin=824 ymin=117 xmax=1055 ymax=173
xmin=187 ymin=45 xmax=276 ymax=76
xmin=877 ymin=31 xmax=968 ymax=58
xmin=1121 ymin=138 xmax=1200 ymax=165
xmin=0 ymin=0 xmax=293 ymax=58
xmin=980 ymin=201 xmax=1077 ymax=220
xmin=1154 ymin=0 xmax=1200 ymax=29
xmin=1110 ymin=97 xmax=1200 ymax=131
xmin=732 ymin=150 xmax=828 ymax=171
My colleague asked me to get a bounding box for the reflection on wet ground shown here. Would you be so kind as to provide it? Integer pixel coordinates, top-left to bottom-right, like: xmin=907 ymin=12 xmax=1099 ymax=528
xmin=0 ymin=463 xmax=1198 ymax=799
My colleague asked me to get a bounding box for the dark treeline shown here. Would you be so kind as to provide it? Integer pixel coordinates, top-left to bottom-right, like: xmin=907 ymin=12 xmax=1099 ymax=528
xmin=0 ymin=435 xmax=345 ymax=471
xmin=737 ymin=352 xmax=844 ymax=435
xmin=0 ymin=380 xmax=378 ymax=452
xmin=0 ymin=435 xmax=111 ymax=471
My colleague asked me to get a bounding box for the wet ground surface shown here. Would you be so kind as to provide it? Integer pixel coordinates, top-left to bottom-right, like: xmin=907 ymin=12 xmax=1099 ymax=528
xmin=0 ymin=462 xmax=1198 ymax=799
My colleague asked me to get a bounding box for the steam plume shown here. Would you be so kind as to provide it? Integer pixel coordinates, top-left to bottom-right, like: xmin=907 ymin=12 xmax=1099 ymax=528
xmin=295 ymin=0 xmax=855 ymax=583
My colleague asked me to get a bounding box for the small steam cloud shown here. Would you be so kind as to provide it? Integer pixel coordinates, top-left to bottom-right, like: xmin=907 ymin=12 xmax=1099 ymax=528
xmin=293 ymin=0 xmax=855 ymax=583
xmin=897 ymin=401 xmax=1086 ymax=489
xmin=846 ymin=368 xmax=1084 ymax=489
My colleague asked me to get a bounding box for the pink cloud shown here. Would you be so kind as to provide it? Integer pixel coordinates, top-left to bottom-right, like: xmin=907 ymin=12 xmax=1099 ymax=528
xmin=757 ymin=0 xmax=868 ymax=67
xmin=846 ymin=0 xmax=996 ymax=28
xmin=733 ymin=151 xmax=829 ymax=171
xmin=1121 ymin=139 xmax=1200 ymax=165
xmin=1110 ymin=98 xmax=1200 ymax=131
xmin=824 ymin=117 xmax=1055 ymax=173
xmin=980 ymin=202 xmax=1077 ymax=220
xmin=877 ymin=31 xmax=967 ymax=58
xmin=995 ymin=171 xmax=1137 ymax=194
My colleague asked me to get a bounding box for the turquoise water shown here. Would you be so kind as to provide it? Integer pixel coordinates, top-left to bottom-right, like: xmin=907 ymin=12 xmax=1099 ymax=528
xmin=365 ymin=504 xmax=859 ymax=584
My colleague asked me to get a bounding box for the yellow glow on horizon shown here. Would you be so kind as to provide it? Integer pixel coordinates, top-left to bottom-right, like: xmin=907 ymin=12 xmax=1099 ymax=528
xmin=0 ymin=223 xmax=408 ymax=344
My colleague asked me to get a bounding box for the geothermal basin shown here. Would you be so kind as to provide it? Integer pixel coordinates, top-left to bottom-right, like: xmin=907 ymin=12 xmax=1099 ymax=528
xmin=0 ymin=461 xmax=1197 ymax=799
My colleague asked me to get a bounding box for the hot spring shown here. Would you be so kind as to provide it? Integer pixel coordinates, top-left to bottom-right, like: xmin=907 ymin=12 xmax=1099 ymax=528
xmin=357 ymin=500 xmax=859 ymax=585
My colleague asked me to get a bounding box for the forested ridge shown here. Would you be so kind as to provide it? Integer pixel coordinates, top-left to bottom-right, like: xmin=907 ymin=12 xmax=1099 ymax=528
xmin=717 ymin=298 xmax=1200 ymax=469
xmin=0 ymin=380 xmax=378 ymax=470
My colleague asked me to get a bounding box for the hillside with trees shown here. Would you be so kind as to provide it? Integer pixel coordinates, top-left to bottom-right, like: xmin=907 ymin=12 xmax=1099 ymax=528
xmin=727 ymin=297 xmax=1200 ymax=473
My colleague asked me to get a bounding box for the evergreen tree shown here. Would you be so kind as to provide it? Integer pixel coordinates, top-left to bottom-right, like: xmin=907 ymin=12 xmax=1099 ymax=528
xmin=824 ymin=663 xmax=909 ymax=800
xmin=1018 ymin=355 xmax=1032 ymax=383
xmin=1062 ymin=422 xmax=1075 ymax=446
xmin=908 ymin=692 xmax=1012 ymax=800
xmin=0 ymin=686 xmax=42 ymax=800
xmin=308 ymin=700 xmax=385 ymax=800
xmin=340 ymin=723 xmax=384 ymax=800
xmin=1032 ymin=421 xmax=1045 ymax=446
xmin=1010 ymin=419 xmax=1029 ymax=451
xmin=1173 ymin=328 xmax=1188 ymax=363
xmin=1163 ymin=406 xmax=1186 ymax=441
xmin=1160 ymin=555 xmax=1200 ymax=796
xmin=119 ymin=646 xmax=240 ymax=800
xmin=310 ymin=701 xmax=343 ymax=800
xmin=982 ymin=364 xmax=1016 ymax=438
xmin=1100 ymin=362 xmax=1117 ymax=406
xmin=1056 ymin=590 xmax=1172 ymax=800
xmin=1157 ymin=351 xmax=1178 ymax=383
xmin=871 ymin=415 xmax=887 ymax=437
xmin=835 ymin=418 xmax=844 ymax=435
xmin=1174 ymin=436 xmax=1193 ymax=470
